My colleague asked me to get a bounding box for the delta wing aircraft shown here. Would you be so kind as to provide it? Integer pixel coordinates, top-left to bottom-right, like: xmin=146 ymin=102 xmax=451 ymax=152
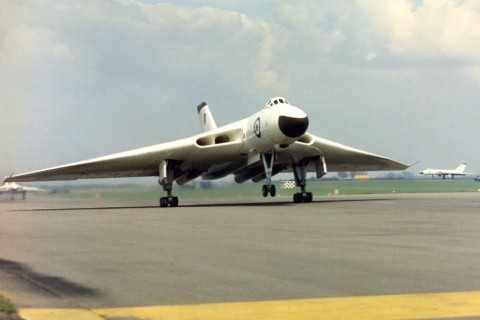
xmin=0 ymin=182 xmax=47 ymax=200
xmin=5 ymin=97 xmax=408 ymax=207
xmin=419 ymin=163 xmax=468 ymax=179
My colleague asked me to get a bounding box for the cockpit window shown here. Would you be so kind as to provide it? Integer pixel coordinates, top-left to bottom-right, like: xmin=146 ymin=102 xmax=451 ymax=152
xmin=266 ymin=97 xmax=290 ymax=108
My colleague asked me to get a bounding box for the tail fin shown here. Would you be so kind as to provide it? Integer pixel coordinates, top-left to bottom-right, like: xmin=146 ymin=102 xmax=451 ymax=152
xmin=455 ymin=163 xmax=467 ymax=172
xmin=197 ymin=102 xmax=217 ymax=132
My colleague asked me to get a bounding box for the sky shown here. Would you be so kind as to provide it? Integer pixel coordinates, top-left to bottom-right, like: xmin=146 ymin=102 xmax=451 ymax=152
xmin=1 ymin=0 xmax=479 ymax=183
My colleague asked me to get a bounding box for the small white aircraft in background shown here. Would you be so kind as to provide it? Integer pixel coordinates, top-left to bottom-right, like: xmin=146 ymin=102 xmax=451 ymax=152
xmin=0 ymin=182 xmax=47 ymax=200
xmin=4 ymin=97 xmax=409 ymax=207
xmin=419 ymin=163 xmax=468 ymax=179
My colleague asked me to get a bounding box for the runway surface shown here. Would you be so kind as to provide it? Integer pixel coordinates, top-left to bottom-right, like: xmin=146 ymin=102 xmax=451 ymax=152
xmin=1 ymin=192 xmax=480 ymax=319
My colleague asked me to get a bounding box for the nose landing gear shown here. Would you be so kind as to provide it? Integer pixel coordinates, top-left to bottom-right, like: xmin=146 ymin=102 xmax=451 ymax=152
xmin=262 ymin=184 xmax=276 ymax=197
xmin=260 ymin=153 xmax=277 ymax=198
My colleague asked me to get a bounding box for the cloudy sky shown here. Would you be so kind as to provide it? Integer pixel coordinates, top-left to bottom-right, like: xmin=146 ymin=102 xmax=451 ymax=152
xmin=1 ymin=0 xmax=479 ymax=182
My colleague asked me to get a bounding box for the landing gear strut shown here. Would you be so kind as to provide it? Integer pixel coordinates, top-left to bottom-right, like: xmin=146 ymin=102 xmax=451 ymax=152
xmin=261 ymin=153 xmax=276 ymax=197
xmin=292 ymin=159 xmax=313 ymax=203
xmin=159 ymin=160 xmax=179 ymax=207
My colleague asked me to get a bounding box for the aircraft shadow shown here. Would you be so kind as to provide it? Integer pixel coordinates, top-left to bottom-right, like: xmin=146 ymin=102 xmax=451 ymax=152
xmin=181 ymin=197 xmax=393 ymax=208
xmin=0 ymin=258 xmax=101 ymax=298
xmin=11 ymin=197 xmax=393 ymax=211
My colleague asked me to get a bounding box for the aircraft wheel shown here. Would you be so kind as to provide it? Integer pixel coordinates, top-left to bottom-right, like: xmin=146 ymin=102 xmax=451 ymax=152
xmin=172 ymin=196 xmax=179 ymax=207
xmin=293 ymin=192 xmax=313 ymax=203
xmin=293 ymin=193 xmax=300 ymax=203
xmin=270 ymin=185 xmax=276 ymax=197
xmin=262 ymin=185 xmax=269 ymax=197
xmin=160 ymin=196 xmax=179 ymax=207
xmin=306 ymin=192 xmax=313 ymax=203
xmin=160 ymin=197 xmax=168 ymax=207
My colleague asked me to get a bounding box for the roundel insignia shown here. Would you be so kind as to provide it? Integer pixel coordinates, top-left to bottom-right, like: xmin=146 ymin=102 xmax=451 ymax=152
xmin=254 ymin=117 xmax=261 ymax=137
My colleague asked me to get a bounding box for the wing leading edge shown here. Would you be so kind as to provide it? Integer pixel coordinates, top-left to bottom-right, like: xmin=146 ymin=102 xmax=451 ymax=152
xmin=4 ymin=124 xmax=246 ymax=183
xmin=293 ymin=133 xmax=408 ymax=171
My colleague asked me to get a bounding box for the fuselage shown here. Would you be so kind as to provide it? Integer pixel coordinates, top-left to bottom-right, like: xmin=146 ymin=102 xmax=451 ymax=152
xmin=186 ymin=97 xmax=309 ymax=181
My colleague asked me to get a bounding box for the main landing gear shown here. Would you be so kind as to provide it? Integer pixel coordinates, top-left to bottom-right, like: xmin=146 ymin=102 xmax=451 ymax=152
xmin=293 ymin=188 xmax=313 ymax=203
xmin=159 ymin=160 xmax=179 ymax=207
xmin=292 ymin=158 xmax=313 ymax=203
xmin=160 ymin=195 xmax=178 ymax=208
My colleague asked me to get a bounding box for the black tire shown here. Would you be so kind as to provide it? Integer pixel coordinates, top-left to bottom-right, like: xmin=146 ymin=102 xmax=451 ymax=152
xmin=293 ymin=193 xmax=300 ymax=203
xmin=262 ymin=185 xmax=269 ymax=197
xmin=160 ymin=197 xmax=167 ymax=207
xmin=270 ymin=185 xmax=276 ymax=197
xmin=307 ymin=192 xmax=313 ymax=203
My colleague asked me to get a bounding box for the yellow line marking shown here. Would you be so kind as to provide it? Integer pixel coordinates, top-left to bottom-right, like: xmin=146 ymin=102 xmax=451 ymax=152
xmin=18 ymin=308 xmax=104 ymax=320
xmin=19 ymin=291 xmax=480 ymax=320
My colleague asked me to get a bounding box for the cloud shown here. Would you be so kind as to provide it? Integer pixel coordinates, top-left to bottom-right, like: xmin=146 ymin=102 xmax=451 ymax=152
xmin=1 ymin=0 xmax=289 ymax=171
xmin=360 ymin=0 xmax=480 ymax=65
xmin=271 ymin=0 xmax=480 ymax=68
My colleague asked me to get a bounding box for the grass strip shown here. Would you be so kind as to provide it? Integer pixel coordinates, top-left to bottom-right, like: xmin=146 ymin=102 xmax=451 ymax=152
xmin=0 ymin=295 xmax=16 ymax=314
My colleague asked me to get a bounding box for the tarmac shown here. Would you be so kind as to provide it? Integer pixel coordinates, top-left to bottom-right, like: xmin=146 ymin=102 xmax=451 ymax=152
xmin=1 ymin=192 xmax=480 ymax=319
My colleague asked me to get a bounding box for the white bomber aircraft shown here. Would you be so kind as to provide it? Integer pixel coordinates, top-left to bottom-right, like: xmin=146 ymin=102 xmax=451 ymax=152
xmin=5 ymin=97 xmax=409 ymax=207
xmin=419 ymin=163 xmax=468 ymax=179
xmin=0 ymin=182 xmax=47 ymax=200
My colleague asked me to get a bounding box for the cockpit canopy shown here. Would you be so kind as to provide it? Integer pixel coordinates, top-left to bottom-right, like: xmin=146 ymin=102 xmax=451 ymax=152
xmin=266 ymin=97 xmax=290 ymax=108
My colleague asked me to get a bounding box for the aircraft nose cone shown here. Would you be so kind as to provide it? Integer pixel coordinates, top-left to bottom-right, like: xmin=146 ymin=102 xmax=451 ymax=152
xmin=278 ymin=115 xmax=309 ymax=138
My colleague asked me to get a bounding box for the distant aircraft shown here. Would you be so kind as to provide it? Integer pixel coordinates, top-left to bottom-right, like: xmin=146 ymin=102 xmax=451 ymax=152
xmin=0 ymin=182 xmax=47 ymax=200
xmin=4 ymin=97 xmax=409 ymax=206
xmin=419 ymin=163 xmax=468 ymax=179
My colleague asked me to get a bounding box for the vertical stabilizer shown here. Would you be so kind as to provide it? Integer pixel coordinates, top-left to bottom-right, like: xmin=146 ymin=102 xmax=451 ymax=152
xmin=455 ymin=163 xmax=467 ymax=173
xmin=197 ymin=102 xmax=217 ymax=132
